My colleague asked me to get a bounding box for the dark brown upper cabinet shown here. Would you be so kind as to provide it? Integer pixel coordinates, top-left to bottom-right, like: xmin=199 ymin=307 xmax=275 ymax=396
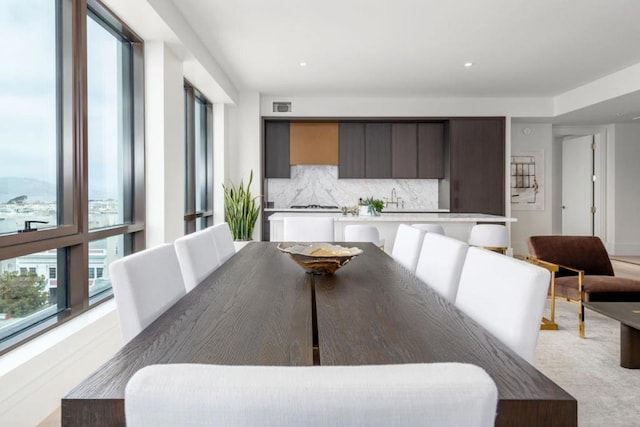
xmin=417 ymin=123 xmax=445 ymax=179
xmin=449 ymin=118 xmax=505 ymax=215
xmin=390 ymin=122 xmax=444 ymax=179
xmin=391 ymin=123 xmax=417 ymax=178
xmin=264 ymin=121 xmax=290 ymax=178
xmin=338 ymin=122 xmax=366 ymax=178
xmin=365 ymin=123 xmax=392 ymax=178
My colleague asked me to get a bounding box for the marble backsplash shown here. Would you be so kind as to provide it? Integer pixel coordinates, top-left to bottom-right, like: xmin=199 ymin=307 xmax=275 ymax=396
xmin=267 ymin=166 xmax=439 ymax=209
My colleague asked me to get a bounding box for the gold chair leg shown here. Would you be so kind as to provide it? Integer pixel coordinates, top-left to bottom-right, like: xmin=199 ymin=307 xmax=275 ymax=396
xmin=541 ymin=317 xmax=559 ymax=330
xmin=578 ymin=271 xmax=585 ymax=338
xmin=540 ymin=270 xmax=558 ymax=330
xmin=578 ymin=300 xmax=585 ymax=338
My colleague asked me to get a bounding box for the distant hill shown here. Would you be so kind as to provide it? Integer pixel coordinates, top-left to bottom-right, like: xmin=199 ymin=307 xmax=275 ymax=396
xmin=0 ymin=177 xmax=56 ymax=203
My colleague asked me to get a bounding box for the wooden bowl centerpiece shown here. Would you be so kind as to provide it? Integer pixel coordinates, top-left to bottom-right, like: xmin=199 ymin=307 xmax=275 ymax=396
xmin=277 ymin=242 xmax=363 ymax=275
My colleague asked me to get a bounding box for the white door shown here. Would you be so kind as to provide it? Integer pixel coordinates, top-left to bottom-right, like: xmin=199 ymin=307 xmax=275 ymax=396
xmin=562 ymin=135 xmax=594 ymax=235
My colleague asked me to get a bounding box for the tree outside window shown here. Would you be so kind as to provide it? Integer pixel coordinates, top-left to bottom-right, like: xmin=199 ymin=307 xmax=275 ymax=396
xmin=0 ymin=272 xmax=48 ymax=318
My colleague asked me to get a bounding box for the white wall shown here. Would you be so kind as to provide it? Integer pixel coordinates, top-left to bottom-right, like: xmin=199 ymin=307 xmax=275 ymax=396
xmin=145 ymin=42 xmax=185 ymax=247
xmin=101 ymin=0 xmax=237 ymax=104
xmin=610 ymin=123 xmax=640 ymax=254
xmin=511 ymin=122 xmax=640 ymax=256
xmin=0 ymin=302 xmax=122 ymax=427
xmin=213 ymin=103 xmax=230 ymax=225
xmin=510 ymin=123 xmax=554 ymax=255
xmin=261 ymin=95 xmax=553 ymax=118
xmin=227 ymin=92 xmax=262 ymax=240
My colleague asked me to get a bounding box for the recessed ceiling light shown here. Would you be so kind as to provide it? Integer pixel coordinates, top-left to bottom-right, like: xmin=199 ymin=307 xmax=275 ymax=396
xmin=299 ymin=61 xmax=308 ymax=67
xmin=632 ymin=116 xmax=640 ymax=120
xmin=464 ymin=62 xmax=474 ymax=68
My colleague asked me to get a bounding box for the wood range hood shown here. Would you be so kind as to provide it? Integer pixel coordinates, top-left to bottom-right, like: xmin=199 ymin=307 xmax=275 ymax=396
xmin=289 ymin=122 xmax=339 ymax=165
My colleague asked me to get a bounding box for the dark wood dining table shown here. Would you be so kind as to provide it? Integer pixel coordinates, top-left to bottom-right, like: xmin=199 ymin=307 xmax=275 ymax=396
xmin=62 ymin=242 xmax=576 ymax=426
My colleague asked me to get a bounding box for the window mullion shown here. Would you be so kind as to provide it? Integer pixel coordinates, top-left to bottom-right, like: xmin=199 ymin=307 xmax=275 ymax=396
xmin=184 ymin=85 xmax=197 ymax=234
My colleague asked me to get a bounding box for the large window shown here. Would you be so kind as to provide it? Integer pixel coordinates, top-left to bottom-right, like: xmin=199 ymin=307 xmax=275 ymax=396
xmin=0 ymin=0 xmax=145 ymax=353
xmin=184 ymin=82 xmax=213 ymax=234
xmin=87 ymin=13 xmax=130 ymax=230
xmin=0 ymin=0 xmax=58 ymax=235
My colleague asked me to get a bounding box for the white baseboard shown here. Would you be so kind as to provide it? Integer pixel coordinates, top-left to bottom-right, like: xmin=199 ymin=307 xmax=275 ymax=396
xmin=608 ymin=243 xmax=640 ymax=256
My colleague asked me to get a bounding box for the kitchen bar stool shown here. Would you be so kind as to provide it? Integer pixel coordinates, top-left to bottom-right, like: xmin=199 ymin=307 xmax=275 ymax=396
xmin=343 ymin=225 xmax=385 ymax=249
xmin=468 ymin=224 xmax=509 ymax=254
xmin=412 ymin=223 xmax=445 ymax=235
xmin=283 ymin=217 xmax=335 ymax=242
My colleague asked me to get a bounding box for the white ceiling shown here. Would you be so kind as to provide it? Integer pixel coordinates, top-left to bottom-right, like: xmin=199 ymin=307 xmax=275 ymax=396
xmin=171 ymin=0 xmax=640 ymax=123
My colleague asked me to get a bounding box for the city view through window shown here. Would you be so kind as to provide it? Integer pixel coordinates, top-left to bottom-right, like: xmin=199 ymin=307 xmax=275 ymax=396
xmin=0 ymin=1 xmax=131 ymax=340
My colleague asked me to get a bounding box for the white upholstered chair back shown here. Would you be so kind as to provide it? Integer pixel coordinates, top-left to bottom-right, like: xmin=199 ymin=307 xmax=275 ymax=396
xmin=283 ymin=217 xmax=335 ymax=242
xmin=174 ymin=228 xmax=221 ymax=292
xmin=125 ymin=363 xmax=498 ymax=427
xmin=455 ymin=247 xmax=550 ymax=363
xmin=468 ymin=224 xmax=509 ymax=253
xmin=415 ymin=233 xmax=469 ymax=302
xmin=109 ymin=244 xmax=186 ymax=344
xmin=391 ymin=224 xmax=426 ymax=273
xmin=412 ymin=223 xmax=445 ymax=235
xmin=210 ymin=222 xmax=236 ymax=263
xmin=343 ymin=224 xmax=384 ymax=248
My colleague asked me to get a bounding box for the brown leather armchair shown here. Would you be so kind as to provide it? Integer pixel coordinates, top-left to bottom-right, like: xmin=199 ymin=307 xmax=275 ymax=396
xmin=527 ymin=235 xmax=640 ymax=338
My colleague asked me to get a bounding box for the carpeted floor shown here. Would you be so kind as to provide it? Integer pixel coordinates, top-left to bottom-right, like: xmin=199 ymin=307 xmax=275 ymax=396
xmin=535 ymin=299 xmax=640 ymax=426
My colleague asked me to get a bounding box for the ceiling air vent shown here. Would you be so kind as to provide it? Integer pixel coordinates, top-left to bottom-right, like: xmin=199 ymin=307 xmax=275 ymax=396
xmin=272 ymin=102 xmax=292 ymax=113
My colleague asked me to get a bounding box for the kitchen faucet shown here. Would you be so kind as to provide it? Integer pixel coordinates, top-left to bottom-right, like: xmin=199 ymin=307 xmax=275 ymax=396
xmin=385 ymin=188 xmax=402 ymax=208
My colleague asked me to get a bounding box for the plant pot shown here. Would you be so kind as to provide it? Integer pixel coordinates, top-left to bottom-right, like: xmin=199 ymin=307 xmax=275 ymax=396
xmin=359 ymin=206 xmax=380 ymax=216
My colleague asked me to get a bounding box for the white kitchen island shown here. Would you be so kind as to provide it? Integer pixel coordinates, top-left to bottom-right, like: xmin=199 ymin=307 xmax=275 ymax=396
xmin=268 ymin=212 xmax=517 ymax=253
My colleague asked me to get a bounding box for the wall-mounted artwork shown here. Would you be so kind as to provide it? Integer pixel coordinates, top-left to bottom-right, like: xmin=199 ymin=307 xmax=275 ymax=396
xmin=511 ymin=150 xmax=544 ymax=210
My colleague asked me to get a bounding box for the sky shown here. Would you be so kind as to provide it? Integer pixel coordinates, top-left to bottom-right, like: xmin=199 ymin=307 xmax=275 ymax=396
xmin=0 ymin=0 xmax=123 ymax=201
xmin=0 ymin=1 xmax=57 ymax=185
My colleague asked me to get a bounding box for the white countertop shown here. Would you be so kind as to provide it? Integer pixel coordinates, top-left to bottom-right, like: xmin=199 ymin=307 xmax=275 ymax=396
xmin=264 ymin=208 xmax=450 ymax=213
xmin=267 ymin=212 xmax=516 ymax=223
xmin=264 ymin=208 xmax=341 ymax=213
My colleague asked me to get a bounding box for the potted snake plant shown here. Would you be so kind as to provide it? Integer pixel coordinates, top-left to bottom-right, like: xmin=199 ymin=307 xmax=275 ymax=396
xmin=222 ymin=170 xmax=261 ymax=241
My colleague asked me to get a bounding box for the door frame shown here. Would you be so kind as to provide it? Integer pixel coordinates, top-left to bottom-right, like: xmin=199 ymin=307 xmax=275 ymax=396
xmin=561 ymin=135 xmax=595 ymax=235
xmin=553 ymin=126 xmax=607 ymax=241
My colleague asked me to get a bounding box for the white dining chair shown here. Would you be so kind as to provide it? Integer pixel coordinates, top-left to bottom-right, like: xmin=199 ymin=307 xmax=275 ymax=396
xmin=455 ymin=247 xmax=550 ymax=363
xmin=391 ymin=224 xmax=426 ymax=273
xmin=412 ymin=223 xmax=445 ymax=235
xmin=109 ymin=243 xmax=186 ymax=344
xmin=125 ymin=363 xmax=498 ymax=427
xmin=174 ymin=228 xmax=221 ymax=292
xmin=415 ymin=233 xmax=469 ymax=302
xmin=283 ymin=217 xmax=335 ymax=242
xmin=468 ymin=224 xmax=509 ymax=254
xmin=210 ymin=222 xmax=236 ymax=263
xmin=343 ymin=224 xmax=385 ymax=248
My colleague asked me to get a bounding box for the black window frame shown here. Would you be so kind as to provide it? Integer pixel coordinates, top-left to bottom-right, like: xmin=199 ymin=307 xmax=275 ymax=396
xmin=183 ymin=81 xmax=214 ymax=234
